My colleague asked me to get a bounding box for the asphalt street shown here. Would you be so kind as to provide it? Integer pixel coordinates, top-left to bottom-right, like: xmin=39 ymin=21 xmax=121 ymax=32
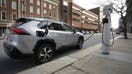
xmin=0 ymin=33 xmax=119 ymax=74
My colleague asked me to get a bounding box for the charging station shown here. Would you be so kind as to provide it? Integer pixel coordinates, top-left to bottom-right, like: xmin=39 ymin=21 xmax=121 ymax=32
xmin=101 ymin=4 xmax=113 ymax=54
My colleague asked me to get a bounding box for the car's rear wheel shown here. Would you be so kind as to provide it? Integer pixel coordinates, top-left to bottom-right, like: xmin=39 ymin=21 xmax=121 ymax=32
xmin=76 ymin=38 xmax=83 ymax=49
xmin=34 ymin=44 xmax=55 ymax=64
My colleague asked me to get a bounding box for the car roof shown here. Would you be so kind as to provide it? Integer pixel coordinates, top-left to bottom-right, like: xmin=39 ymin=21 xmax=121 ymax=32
xmin=17 ymin=17 xmax=69 ymax=25
xmin=21 ymin=17 xmax=49 ymax=21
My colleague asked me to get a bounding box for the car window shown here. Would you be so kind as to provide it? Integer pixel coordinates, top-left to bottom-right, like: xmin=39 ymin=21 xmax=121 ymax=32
xmin=49 ymin=23 xmax=64 ymax=31
xmin=62 ymin=24 xmax=74 ymax=32
xmin=37 ymin=21 xmax=48 ymax=29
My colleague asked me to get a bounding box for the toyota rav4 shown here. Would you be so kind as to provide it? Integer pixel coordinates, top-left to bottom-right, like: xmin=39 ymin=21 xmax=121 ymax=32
xmin=3 ymin=17 xmax=84 ymax=63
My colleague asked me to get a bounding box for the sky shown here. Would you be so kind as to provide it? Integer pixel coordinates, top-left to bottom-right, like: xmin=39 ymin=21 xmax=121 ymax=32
xmin=73 ymin=0 xmax=120 ymax=29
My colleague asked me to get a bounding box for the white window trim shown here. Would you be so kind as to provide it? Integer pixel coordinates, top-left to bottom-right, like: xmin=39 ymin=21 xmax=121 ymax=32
xmin=30 ymin=0 xmax=33 ymax=4
xmin=37 ymin=8 xmax=40 ymax=14
xmin=37 ymin=0 xmax=40 ymax=6
xmin=43 ymin=9 xmax=47 ymax=14
xmin=1 ymin=10 xmax=7 ymax=21
xmin=30 ymin=5 xmax=33 ymax=13
xmin=1 ymin=0 xmax=6 ymax=7
xmin=49 ymin=11 xmax=52 ymax=16
xmin=44 ymin=2 xmax=46 ymax=8
xmin=12 ymin=12 xmax=17 ymax=21
xmin=49 ymin=4 xmax=52 ymax=9
xmin=12 ymin=1 xmax=17 ymax=9
xmin=22 ymin=0 xmax=26 ymax=12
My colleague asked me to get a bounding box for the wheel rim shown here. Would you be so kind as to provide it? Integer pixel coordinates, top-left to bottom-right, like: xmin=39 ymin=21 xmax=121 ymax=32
xmin=79 ymin=39 xmax=83 ymax=48
xmin=39 ymin=47 xmax=53 ymax=62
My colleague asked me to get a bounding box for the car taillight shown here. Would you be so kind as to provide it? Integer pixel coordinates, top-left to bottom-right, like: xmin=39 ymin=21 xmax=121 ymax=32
xmin=11 ymin=28 xmax=30 ymax=35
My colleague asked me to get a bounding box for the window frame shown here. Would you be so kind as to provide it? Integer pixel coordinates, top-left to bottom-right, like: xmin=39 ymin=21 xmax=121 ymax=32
xmin=30 ymin=5 xmax=33 ymax=13
xmin=44 ymin=2 xmax=46 ymax=8
xmin=1 ymin=10 xmax=7 ymax=21
xmin=12 ymin=12 xmax=17 ymax=21
xmin=12 ymin=1 xmax=17 ymax=9
xmin=37 ymin=0 xmax=40 ymax=6
xmin=49 ymin=11 xmax=52 ymax=16
xmin=1 ymin=0 xmax=6 ymax=7
xmin=37 ymin=7 xmax=40 ymax=15
xmin=43 ymin=9 xmax=47 ymax=14
xmin=48 ymin=23 xmax=64 ymax=31
xmin=49 ymin=4 xmax=52 ymax=9
xmin=30 ymin=0 xmax=33 ymax=4
xmin=62 ymin=24 xmax=74 ymax=32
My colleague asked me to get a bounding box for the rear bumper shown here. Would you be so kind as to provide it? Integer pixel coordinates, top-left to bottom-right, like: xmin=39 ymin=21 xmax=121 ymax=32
xmin=3 ymin=42 xmax=24 ymax=59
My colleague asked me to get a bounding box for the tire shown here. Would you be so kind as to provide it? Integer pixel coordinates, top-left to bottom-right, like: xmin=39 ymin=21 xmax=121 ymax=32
xmin=34 ymin=44 xmax=55 ymax=64
xmin=76 ymin=38 xmax=83 ymax=49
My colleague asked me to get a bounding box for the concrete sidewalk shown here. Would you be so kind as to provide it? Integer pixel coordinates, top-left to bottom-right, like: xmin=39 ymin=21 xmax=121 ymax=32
xmin=18 ymin=33 xmax=132 ymax=74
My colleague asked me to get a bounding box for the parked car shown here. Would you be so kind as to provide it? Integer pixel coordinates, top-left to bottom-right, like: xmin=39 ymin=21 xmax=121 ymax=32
xmin=3 ymin=17 xmax=84 ymax=63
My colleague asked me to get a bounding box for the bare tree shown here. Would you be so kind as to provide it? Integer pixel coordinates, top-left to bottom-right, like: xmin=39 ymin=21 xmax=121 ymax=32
xmin=97 ymin=0 xmax=128 ymax=39
xmin=109 ymin=0 xmax=128 ymax=39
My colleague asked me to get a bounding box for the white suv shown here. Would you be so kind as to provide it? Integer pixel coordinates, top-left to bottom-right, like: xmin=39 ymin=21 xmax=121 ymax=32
xmin=3 ymin=17 xmax=84 ymax=63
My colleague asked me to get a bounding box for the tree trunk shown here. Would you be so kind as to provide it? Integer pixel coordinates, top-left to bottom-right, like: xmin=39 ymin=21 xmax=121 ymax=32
xmin=121 ymin=14 xmax=128 ymax=39
xmin=124 ymin=23 xmax=128 ymax=39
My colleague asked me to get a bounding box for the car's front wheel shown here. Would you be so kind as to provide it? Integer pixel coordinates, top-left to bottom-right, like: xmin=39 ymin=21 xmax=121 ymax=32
xmin=76 ymin=38 xmax=84 ymax=49
xmin=34 ymin=44 xmax=55 ymax=64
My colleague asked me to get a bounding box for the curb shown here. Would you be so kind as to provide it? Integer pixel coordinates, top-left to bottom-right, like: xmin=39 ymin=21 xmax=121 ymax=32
xmin=17 ymin=35 xmax=121 ymax=74
xmin=18 ymin=44 xmax=101 ymax=74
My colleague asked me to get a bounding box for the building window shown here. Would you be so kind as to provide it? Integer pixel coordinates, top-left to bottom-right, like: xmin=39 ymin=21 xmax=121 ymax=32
xmin=44 ymin=2 xmax=46 ymax=8
xmin=53 ymin=9 xmax=56 ymax=17
xmin=49 ymin=12 xmax=52 ymax=16
xmin=72 ymin=18 xmax=80 ymax=22
xmin=53 ymin=5 xmax=55 ymax=8
xmin=37 ymin=8 xmax=40 ymax=14
xmin=37 ymin=0 xmax=40 ymax=6
xmin=30 ymin=0 xmax=33 ymax=4
xmin=12 ymin=1 xmax=17 ymax=9
xmin=49 ymin=4 xmax=52 ymax=9
xmin=44 ymin=9 xmax=47 ymax=14
xmin=30 ymin=6 xmax=33 ymax=13
xmin=1 ymin=0 xmax=6 ymax=7
xmin=53 ymin=13 xmax=56 ymax=17
xmin=52 ymin=8 xmax=56 ymax=17
xmin=1 ymin=11 xmax=7 ymax=21
xmin=12 ymin=12 xmax=17 ymax=21
xmin=22 ymin=0 xmax=26 ymax=12
xmin=73 ymin=12 xmax=80 ymax=16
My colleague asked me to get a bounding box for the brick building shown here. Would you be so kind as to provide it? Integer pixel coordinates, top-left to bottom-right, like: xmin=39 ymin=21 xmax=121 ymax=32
xmin=72 ymin=3 xmax=99 ymax=32
xmin=61 ymin=0 xmax=99 ymax=32
xmin=0 ymin=0 xmax=19 ymax=36
xmin=0 ymin=0 xmax=99 ymax=36
xmin=0 ymin=0 xmax=58 ymax=36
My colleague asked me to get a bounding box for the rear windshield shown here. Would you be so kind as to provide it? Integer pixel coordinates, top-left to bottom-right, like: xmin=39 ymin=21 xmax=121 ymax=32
xmin=11 ymin=18 xmax=32 ymax=28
